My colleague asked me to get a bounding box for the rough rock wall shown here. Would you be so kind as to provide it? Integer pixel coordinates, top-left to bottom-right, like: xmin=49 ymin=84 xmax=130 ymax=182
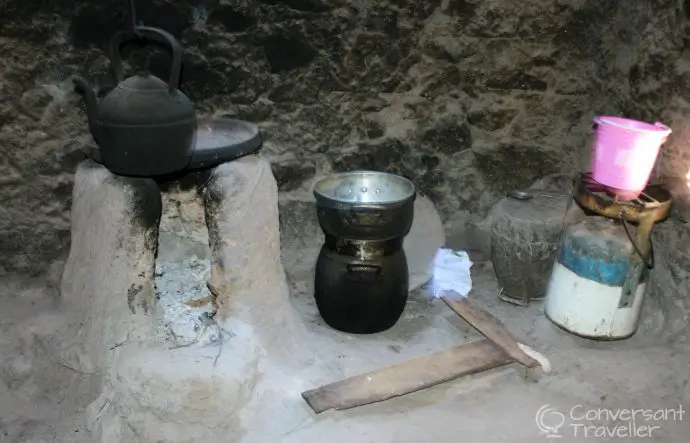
xmin=604 ymin=0 xmax=690 ymax=338
xmin=562 ymin=0 xmax=690 ymax=337
xmin=610 ymin=0 xmax=690 ymax=217
xmin=0 ymin=0 xmax=646 ymax=276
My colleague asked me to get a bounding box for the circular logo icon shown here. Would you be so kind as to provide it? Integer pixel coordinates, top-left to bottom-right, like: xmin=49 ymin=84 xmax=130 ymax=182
xmin=536 ymin=404 xmax=566 ymax=438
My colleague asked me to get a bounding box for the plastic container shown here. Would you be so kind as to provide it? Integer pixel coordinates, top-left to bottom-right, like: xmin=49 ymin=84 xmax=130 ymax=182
xmin=545 ymin=218 xmax=649 ymax=340
xmin=591 ymin=116 xmax=671 ymax=200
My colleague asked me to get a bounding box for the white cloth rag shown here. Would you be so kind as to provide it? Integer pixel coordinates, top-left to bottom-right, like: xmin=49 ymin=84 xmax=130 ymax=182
xmin=430 ymin=248 xmax=473 ymax=298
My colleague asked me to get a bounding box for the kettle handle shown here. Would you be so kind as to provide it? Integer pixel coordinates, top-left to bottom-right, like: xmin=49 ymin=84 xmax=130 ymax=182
xmin=109 ymin=25 xmax=182 ymax=95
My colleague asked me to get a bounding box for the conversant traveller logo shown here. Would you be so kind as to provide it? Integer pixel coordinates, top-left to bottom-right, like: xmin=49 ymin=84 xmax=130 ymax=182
xmin=536 ymin=405 xmax=567 ymax=438
xmin=535 ymin=404 xmax=685 ymax=439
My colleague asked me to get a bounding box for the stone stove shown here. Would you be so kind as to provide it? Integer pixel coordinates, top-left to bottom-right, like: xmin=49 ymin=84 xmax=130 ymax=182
xmin=53 ymin=143 xmax=467 ymax=442
xmin=58 ymin=155 xmax=307 ymax=442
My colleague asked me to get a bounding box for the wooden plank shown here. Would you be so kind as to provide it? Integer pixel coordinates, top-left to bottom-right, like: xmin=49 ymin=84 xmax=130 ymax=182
xmin=301 ymin=338 xmax=514 ymax=414
xmin=441 ymin=293 xmax=539 ymax=369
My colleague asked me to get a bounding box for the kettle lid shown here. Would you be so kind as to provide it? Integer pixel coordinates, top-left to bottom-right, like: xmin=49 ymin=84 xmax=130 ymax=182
xmin=99 ymin=73 xmax=196 ymax=127
xmin=119 ymin=73 xmax=168 ymax=91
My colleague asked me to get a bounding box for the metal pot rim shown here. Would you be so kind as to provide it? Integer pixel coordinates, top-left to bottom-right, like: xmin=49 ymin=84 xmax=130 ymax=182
xmin=313 ymin=170 xmax=416 ymax=209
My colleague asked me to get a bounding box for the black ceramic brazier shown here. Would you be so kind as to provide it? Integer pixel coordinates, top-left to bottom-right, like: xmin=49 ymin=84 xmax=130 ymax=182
xmin=312 ymin=171 xmax=416 ymax=334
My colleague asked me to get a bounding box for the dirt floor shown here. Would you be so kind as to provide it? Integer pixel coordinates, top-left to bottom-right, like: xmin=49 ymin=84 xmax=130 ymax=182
xmin=1 ymin=244 xmax=689 ymax=442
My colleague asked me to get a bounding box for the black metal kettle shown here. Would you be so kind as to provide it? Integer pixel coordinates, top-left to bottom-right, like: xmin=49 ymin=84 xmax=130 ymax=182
xmin=72 ymin=26 xmax=197 ymax=177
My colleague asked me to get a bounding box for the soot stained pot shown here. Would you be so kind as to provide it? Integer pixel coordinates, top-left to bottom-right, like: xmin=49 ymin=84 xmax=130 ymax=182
xmin=312 ymin=171 xmax=416 ymax=334
xmin=72 ymin=26 xmax=197 ymax=177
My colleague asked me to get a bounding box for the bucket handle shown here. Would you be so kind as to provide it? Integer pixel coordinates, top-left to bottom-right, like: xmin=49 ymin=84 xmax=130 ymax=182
xmin=654 ymin=122 xmax=672 ymax=144
xmin=620 ymin=217 xmax=654 ymax=269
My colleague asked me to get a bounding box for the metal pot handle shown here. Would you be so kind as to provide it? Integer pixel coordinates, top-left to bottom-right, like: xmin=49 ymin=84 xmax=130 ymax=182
xmin=345 ymin=264 xmax=382 ymax=280
xmin=109 ymin=25 xmax=183 ymax=95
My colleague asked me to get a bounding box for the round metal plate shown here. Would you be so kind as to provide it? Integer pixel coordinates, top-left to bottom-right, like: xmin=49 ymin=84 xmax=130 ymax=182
xmin=82 ymin=117 xmax=263 ymax=172
xmin=192 ymin=118 xmax=262 ymax=170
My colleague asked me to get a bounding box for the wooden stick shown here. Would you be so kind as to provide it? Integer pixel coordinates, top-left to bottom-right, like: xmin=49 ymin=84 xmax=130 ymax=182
xmin=441 ymin=293 xmax=540 ymax=368
xmin=301 ymin=338 xmax=514 ymax=413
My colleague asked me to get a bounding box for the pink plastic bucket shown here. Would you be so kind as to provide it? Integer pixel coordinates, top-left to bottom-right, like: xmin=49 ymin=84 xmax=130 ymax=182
xmin=591 ymin=116 xmax=671 ymax=199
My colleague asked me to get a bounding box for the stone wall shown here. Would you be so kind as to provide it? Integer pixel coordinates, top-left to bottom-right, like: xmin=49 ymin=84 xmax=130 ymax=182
xmin=1 ymin=0 xmax=619 ymax=276
xmin=558 ymin=0 xmax=690 ymax=338
xmin=2 ymin=0 xmax=688 ymax=280
xmin=608 ymin=0 xmax=690 ymax=338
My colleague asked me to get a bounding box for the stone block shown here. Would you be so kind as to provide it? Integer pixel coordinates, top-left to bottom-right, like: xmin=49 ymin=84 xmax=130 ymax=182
xmin=203 ymin=156 xmax=307 ymax=357
xmin=58 ymin=160 xmax=160 ymax=372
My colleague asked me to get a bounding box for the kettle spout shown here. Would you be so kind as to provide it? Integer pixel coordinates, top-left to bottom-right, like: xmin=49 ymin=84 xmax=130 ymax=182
xmin=72 ymin=76 xmax=101 ymax=142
